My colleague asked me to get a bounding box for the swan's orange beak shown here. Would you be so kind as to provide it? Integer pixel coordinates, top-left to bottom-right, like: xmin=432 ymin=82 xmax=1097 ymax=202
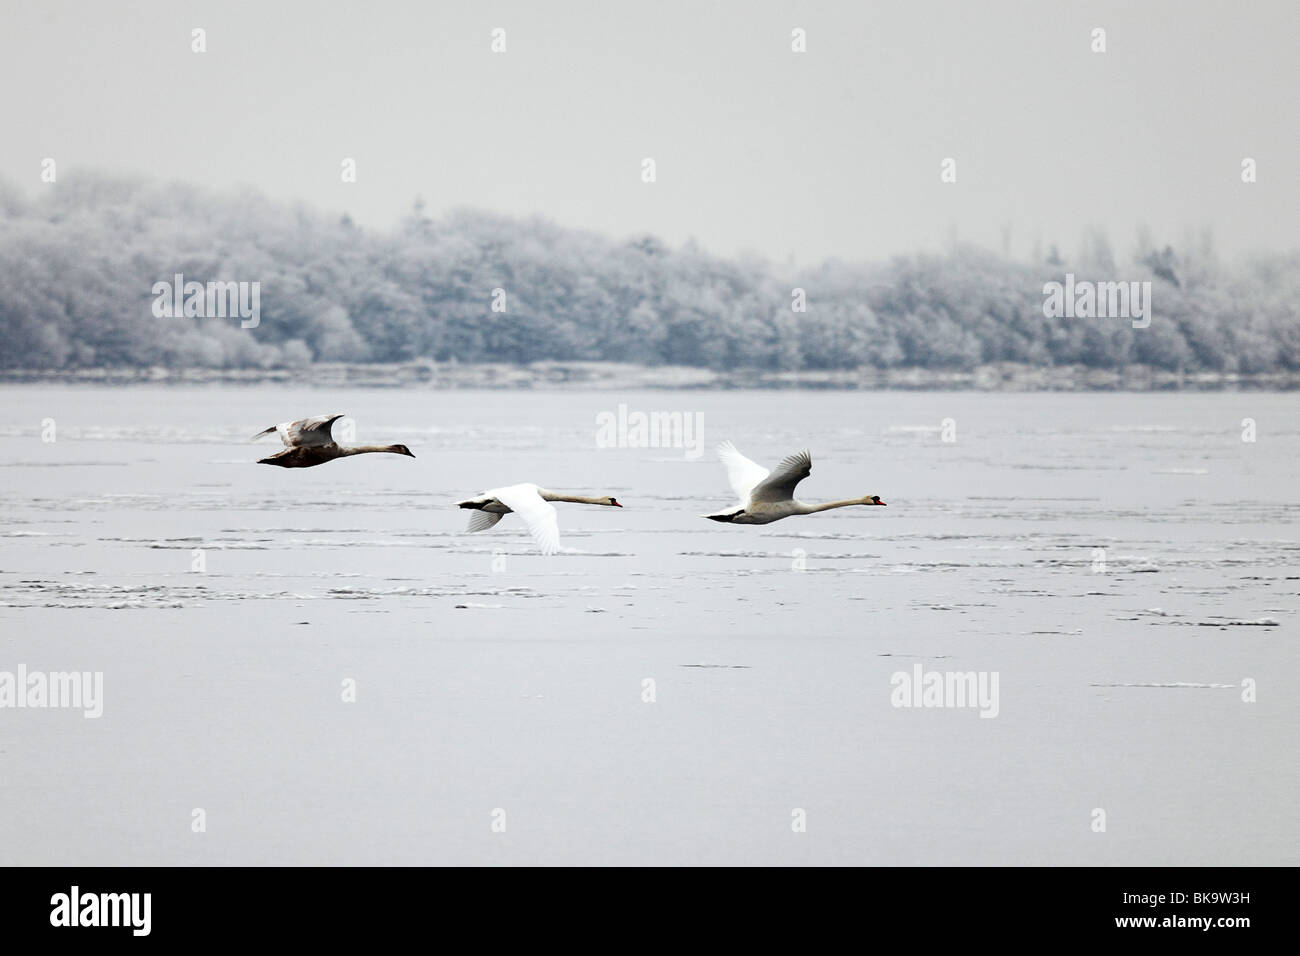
xmin=610 ymin=498 xmax=623 ymax=507
xmin=870 ymin=496 xmax=886 ymax=506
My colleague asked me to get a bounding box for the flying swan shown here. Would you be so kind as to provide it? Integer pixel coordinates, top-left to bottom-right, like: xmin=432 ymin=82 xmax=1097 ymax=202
xmin=703 ymin=441 xmax=885 ymax=524
xmin=252 ymin=414 xmax=414 ymax=468
xmin=456 ymin=484 xmax=622 ymax=555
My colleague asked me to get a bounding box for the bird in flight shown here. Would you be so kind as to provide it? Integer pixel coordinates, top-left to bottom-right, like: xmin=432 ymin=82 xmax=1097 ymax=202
xmin=457 ymin=483 xmax=622 ymax=554
xmin=703 ymin=441 xmax=885 ymax=524
xmin=251 ymin=414 xmax=414 ymax=468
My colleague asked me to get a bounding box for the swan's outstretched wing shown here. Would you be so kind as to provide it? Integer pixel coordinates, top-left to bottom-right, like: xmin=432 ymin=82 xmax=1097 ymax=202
xmin=749 ymin=450 xmax=812 ymax=503
xmin=717 ymin=441 xmax=770 ymax=505
xmin=465 ymin=510 xmax=504 ymax=533
xmin=252 ymin=414 xmax=344 ymax=447
xmin=492 ymin=483 xmax=561 ymax=555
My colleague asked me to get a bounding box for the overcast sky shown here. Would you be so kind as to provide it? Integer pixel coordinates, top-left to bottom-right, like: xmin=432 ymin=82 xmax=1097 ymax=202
xmin=2 ymin=0 xmax=1295 ymax=264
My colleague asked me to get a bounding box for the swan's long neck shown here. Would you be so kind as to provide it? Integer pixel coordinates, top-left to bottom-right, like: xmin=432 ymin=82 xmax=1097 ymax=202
xmin=799 ymin=497 xmax=872 ymax=514
xmin=341 ymin=444 xmax=406 ymax=456
xmin=541 ymin=491 xmax=610 ymax=505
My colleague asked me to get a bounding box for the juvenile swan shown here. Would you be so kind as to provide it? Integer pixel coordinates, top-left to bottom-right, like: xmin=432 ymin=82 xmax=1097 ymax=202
xmin=252 ymin=414 xmax=414 ymax=468
xmin=456 ymin=483 xmax=622 ymax=555
xmin=703 ymin=441 xmax=885 ymax=524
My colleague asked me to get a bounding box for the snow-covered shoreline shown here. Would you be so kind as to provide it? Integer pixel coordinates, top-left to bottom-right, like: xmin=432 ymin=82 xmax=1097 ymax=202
xmin=3 ymin=361 xmax=1298 ymax=391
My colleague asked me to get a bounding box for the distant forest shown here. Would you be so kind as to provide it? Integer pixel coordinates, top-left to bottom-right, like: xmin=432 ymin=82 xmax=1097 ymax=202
xmin=1 ymin=173 xmax=1297 ymax=373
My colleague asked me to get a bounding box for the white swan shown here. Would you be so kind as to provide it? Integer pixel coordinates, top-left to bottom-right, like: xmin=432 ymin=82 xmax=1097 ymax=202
xmin=703 ymin=441 xmax=885 ymax=524
xmin=456 ymin=484 xmax=622 ymax=554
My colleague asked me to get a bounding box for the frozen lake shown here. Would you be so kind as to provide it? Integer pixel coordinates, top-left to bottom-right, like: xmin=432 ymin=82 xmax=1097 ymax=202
xmin=0 ymin=386 xmax=1296 ymax=865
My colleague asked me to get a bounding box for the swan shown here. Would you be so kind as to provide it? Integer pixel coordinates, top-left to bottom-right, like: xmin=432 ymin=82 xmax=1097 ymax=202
xmin=456 ymin=484 xmax=622 ymax=554
xmin=251 ymin=414 xmax=414 ymax=468
xmin=703 ymin=441 xmax=885 ymax=524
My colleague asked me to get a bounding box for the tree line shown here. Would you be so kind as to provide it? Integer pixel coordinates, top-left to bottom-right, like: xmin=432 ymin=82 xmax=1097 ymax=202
xmin=1 ymin=173 xmax=1296 ymax=373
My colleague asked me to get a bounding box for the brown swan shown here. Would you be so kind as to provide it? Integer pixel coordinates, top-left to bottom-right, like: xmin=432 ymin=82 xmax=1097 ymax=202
xmin=252 ymin=414 xmax=414 ymax=468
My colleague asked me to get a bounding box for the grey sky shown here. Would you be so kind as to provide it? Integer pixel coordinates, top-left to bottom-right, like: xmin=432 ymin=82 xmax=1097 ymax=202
xmin=3 ymin=0 xmax=1295 ymax=264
